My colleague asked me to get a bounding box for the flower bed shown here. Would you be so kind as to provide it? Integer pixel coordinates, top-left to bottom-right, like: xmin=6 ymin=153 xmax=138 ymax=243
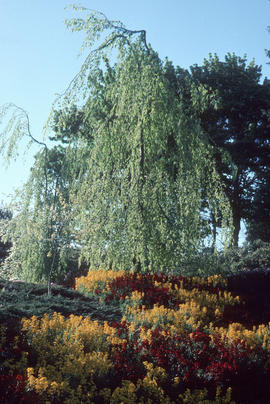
xmin=1 ymin=269 xmax=270 ymax=403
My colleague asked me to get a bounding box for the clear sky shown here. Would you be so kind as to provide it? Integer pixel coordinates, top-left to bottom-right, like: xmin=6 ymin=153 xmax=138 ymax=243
xmin=0 ymin=0 xmax=270 ymax=204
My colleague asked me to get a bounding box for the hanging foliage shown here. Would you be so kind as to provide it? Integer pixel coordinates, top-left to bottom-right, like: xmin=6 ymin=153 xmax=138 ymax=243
xmin=58 ymin=8 xmax=232 ymax=272
xmin=0 ymin=7 xmax=232 ymax=283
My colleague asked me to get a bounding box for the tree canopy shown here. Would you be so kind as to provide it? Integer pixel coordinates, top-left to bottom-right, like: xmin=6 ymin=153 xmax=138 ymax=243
xmin=2 ymin=6 xmax=270 ymax=287
xmin=188 ymin=54 xmax=270 ymax=247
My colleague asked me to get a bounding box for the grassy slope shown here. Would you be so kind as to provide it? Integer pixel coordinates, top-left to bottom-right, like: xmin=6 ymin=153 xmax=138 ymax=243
xmin=0 ymin=279 xmax=122 ymax=327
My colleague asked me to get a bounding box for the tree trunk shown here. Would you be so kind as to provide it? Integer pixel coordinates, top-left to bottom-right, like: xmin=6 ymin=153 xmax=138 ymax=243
xmin=211 ymin=212 xmax=217 ymax=252
xmin=47 ymin=276 xmax=52 ymax=297
xmin=232 ymin=208 xmax=241 ymax=248
xmin=231 ymin=168 xmax=241 ymax=248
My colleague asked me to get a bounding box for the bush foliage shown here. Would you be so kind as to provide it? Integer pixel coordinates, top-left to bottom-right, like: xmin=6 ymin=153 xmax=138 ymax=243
xmin=1 ymin=268 xmax=270 ymax=403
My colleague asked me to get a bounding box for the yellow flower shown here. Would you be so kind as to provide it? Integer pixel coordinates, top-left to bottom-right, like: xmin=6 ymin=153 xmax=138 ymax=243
xmin=173 ymin=376 xmax=180 ymax=385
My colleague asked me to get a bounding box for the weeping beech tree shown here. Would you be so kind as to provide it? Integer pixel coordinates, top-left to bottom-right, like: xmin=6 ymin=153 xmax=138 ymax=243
xmin=0 ymin=7 xmax=232 ymax=282
xmin=62 ymin=8 xmax=232 ymax=272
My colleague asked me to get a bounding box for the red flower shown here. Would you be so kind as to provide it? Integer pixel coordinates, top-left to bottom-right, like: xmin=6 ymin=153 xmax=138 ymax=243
xmin=16 ymin=374 xmax=24 ymax=382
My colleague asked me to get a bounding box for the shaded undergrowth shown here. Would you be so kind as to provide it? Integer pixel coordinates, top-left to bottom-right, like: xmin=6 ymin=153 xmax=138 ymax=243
xmin=0 ymin=279 xmax=122 ymax=325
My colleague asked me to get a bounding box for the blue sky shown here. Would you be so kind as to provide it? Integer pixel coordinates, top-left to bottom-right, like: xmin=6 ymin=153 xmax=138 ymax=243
xmin=1 ymin=0 xmax=270 ymax=204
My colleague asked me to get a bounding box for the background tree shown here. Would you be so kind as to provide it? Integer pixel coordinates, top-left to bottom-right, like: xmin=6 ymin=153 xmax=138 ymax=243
xmin=189 ymin=53 xmax=270 ymax=247
xmin=246 ymin=170 xmax=270 ymax=243
xmin=250 ymin=23 xmax=270 ymax=243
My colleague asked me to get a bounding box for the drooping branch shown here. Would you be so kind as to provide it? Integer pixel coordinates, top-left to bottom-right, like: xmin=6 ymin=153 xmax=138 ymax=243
xmin=49 ymin=7 xmax=150 ymax=113
xmin=69 ymin=7 xmax=150 ymax=53
xmin=7 ymin=103 xmax=48 ymax=149
xmin=0 ymin=103 xmax=49 ymax=201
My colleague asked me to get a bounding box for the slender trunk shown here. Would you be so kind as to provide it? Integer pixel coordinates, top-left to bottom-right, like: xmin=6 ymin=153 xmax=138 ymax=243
xmin=47 ymin=275 xmax=52 ymax=297
xmin=47 ymin=248 xmax=57 ymax=297
xmin=211 ymin=212 xmax=217 ymax=252
xmin=47 ymin=180 xmax=59 ymax=297
xmin=231 ymin=168 xmax=241 ymax=248
xmin=232 ymin=208 xmax=241 ymax=248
